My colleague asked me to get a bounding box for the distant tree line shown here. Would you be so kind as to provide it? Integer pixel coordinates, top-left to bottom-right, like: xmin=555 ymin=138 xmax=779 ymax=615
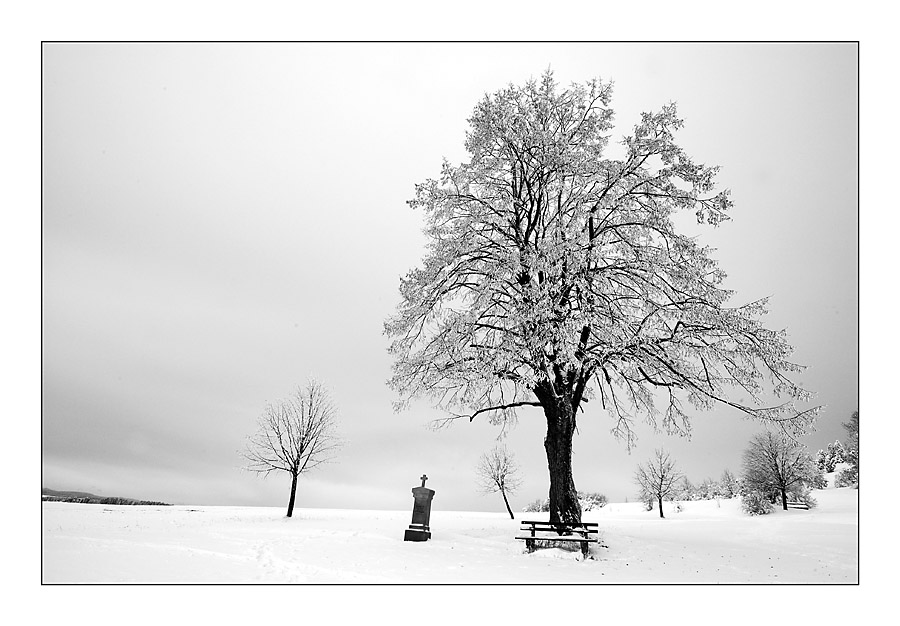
xmin=673 ymin=469 xmax=742 ymax=502
xmin=629 ymin=409 xmax=859 ymax=518
xmin=41 ymin=495 xmax=171 ymax=506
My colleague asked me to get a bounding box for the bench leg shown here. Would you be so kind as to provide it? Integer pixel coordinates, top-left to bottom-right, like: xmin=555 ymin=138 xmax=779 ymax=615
xmin=525 ymin=539 xmax=535 ymax=553
xmin=581 ymin=541 xmax=589 ymax=558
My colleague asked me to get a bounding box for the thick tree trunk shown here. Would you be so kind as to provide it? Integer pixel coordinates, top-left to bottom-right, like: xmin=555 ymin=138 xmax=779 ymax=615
xmin=658 ymin=495 xmax=665 ymax=518
xmin=501 ymin=488 xmax=515 ymax=520
xmin=537 ymin=387 xmax=582 ymax=526
xmin=286 ymin=471 xmax=299 ymax=518
xmin=781 ymin=486 xmax=788 ymax=511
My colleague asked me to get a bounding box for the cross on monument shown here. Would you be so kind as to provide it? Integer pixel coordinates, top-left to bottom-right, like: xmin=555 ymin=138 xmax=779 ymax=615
xmin=420 ymin=474 xmax=428 ymax=487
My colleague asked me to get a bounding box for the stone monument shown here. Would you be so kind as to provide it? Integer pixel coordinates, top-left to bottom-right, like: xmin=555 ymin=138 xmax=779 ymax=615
xmin=403 ymin=474 xmax=435 ymax=541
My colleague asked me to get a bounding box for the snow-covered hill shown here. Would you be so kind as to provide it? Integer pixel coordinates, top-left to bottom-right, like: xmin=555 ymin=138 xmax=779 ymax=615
xmin=41 ymin=487 xmax=857 ymax=583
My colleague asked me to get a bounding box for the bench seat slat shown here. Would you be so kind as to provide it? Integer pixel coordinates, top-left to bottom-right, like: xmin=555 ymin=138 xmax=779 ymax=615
xmin=516 ymin=529 xmax=599 ymax=534
xmin=517 ymin=530 xmax=599 ymax=538
xmin=520 ymin=521 xmax=598 ymax=527
xmin=519 ymin=528 xmax=600 ymax=537
xmin=520 ymin=527 xmax=597 ymax=531
xmin=515 ymin=535 xmax=598 ymax=542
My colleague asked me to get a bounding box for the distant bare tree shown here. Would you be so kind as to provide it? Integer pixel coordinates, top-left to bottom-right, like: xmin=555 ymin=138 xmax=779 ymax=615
xmin=243 ymin=380 xmax=341 ymax=517
xmin=476 ymin=445 xmax=524 ymax=519
xmin=635 ymin=449 xmax=684 ymax=518
xmin=741 ymin=431 xmax=817 ymax=510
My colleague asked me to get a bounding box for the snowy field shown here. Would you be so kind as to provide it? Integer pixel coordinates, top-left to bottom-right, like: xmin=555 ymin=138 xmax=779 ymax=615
xmin=42 ymin=488 xmax=857 ymax=584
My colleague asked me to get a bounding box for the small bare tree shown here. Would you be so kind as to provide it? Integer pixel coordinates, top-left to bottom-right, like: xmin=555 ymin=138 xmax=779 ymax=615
xmin=476 ymin=445 xmax=523 ymax=519
xmin=635 ymin=449 xmax=684 ymax=519
xmin=243 ymin=380 xmax=341 ymax=517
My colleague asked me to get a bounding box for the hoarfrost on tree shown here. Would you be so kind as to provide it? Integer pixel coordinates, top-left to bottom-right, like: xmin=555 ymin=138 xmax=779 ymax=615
xmin=385 ymin=70 xmax=818 ymax=525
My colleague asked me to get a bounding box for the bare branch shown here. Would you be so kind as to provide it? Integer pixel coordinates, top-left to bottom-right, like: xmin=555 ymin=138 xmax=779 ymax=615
xmin=431 ymin=400 xmax=543 ymax=429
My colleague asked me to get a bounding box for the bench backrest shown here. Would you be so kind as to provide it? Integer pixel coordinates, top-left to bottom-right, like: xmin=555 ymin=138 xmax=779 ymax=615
xmin=519 ymin=521 xmax=599 ymax=534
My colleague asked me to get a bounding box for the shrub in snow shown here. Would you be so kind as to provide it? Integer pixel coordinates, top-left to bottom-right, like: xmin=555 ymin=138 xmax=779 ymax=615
xmin=578 ymin=491 xmax=608 ymax=511
xmin=741 ymin=490 xmax=773 ymax=515
xmin=789 ymin=485 xmax=818 ymax=509
xmin=524 ymin=493 xmax=608 ymax=513
xmin=676 ymin=477 xmax=695 ymax=501
xmin=808 ymin=471 xmax=827 ymax=490
xmin=835 ymin=467 xmax=857 ymax=488
xmin=523 ymin=498 xmax=549 ymax=513
xmin=698 ymin=478 xmax=715 ymax=500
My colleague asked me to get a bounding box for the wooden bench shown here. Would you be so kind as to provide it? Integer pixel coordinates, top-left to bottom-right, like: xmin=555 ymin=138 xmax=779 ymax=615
xmin=515 ymin=520 xmax=600 ymax=558
xmin=785 ymin=501 xmax=810 ymax=510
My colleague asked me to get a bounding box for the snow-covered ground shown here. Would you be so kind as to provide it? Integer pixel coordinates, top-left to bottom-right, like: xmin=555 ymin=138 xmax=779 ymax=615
xmin=41 ymin=488 xmax=857 ymax=583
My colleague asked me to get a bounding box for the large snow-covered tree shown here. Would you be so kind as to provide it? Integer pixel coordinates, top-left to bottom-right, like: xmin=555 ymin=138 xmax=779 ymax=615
xmin=385 ymin=71 xmax=817 ymax=526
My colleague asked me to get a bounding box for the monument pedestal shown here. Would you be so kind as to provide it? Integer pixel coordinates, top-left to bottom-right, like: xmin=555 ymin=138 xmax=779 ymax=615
xmin=404 ymin=474 xmax=435 ymax=542
xmin=403 ymin=526 xmax=431 ymax=542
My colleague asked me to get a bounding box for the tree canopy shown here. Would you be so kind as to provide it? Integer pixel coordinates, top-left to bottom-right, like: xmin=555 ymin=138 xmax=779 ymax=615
xmin=386 ymin=70 xmax=816 ymax=444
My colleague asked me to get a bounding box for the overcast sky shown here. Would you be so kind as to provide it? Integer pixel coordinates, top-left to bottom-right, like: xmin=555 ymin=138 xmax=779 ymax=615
xmin=41 ymin=43 xmax=858 ymax=512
